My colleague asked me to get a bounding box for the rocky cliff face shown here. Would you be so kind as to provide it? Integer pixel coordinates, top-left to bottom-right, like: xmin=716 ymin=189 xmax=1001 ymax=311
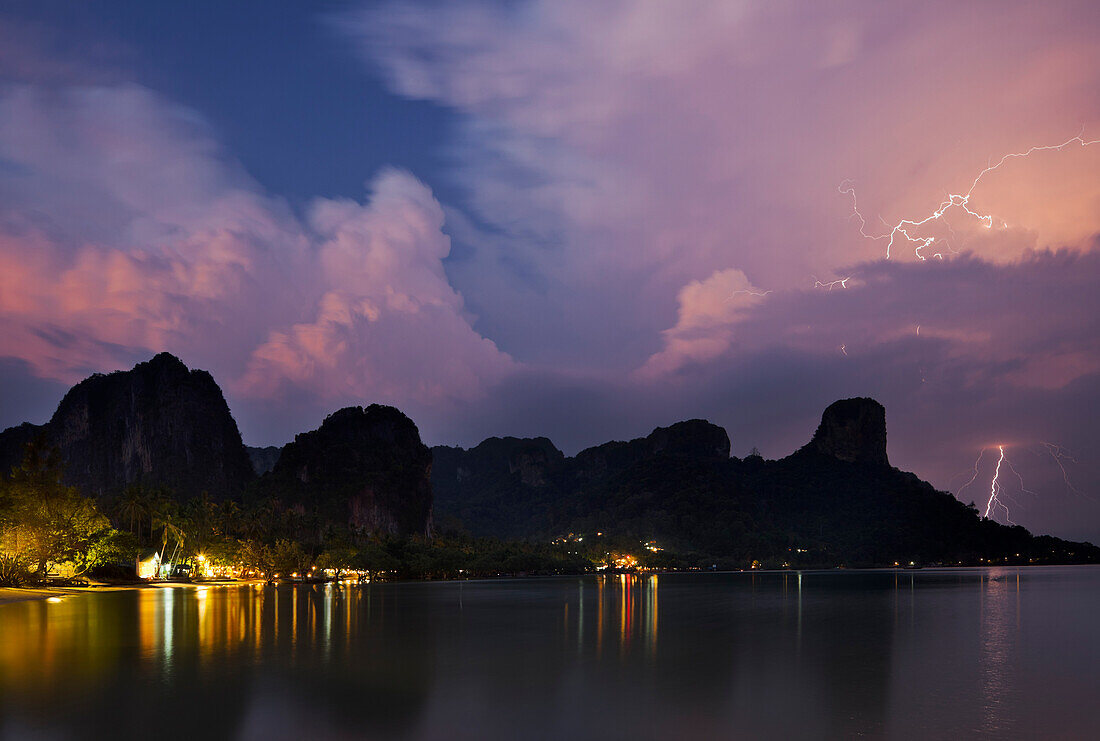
xmin=261 ymin=405 xmax=433 ymax=537
xmin=429 ymin=397 xmax=1097 ymax=567
xmin=431 ymin=418 xmax=731 ymax=538
xmin=433 ymin=437 xmax=564 ymax=489
xmin=800 ymin=398 xmax=889 ymax=466
xmin=0 ymin=353 xmax=254 ymax=499
xmin=574 ymin=419 xmax=730 ymax=476
xmin=0 ymin=422 xmax=41 ymax=479
xmin=246 ymin=446 xmax=282 ymax=475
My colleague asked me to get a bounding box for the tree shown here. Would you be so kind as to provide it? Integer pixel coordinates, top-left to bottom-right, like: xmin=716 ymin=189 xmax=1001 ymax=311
xmin=147 ymin=491 xmax=178 ymax=542
xmin=221 ymin=500 xmax=241 ymax=538
xmin=270 ymin=538 xmax=309 ymax=577
xmin=1 ymin=438 xmax=112 ymax=578
xmin=115 ymin=485 xmax=149 ymax=535
xmin=183 ymin=492 xmax=219 ymax=556
xmin=237 ymin=539 xmax=274 ymax=579
xmin=317 ymin=545 xmax=358 ymax=578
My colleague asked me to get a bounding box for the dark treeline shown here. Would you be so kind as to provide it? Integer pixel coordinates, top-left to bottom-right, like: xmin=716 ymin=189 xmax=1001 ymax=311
xmin=0 ymin=438 xmax=598 ymax=586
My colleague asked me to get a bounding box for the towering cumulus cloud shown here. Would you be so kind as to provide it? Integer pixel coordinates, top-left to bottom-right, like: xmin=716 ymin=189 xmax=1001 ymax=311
xmin=0 ymin=83 xmax=512 ymax=429
xmin=242 ymin=169 xmax=514 ymax=403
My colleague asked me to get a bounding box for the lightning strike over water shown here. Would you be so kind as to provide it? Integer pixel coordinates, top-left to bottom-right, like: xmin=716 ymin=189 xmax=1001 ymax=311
xmin=984 ymin=445 xmax=1014 ymax=524
xmin=841 ymin=132 xmax=1100 ymax=260
xmin=958 ymin=446 xmax=1023 ymax=525
xmin=956 ymin=441 xmax=1090 ymax=526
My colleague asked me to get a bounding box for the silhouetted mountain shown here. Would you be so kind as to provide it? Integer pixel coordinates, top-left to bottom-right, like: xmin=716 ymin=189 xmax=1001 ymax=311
xmin=433 ymin=398 xmax=1099 ymax=566
xmin=434 ymin=419 xmax=730 ymax=539
xmin=0 ymin=422 xmax=40 ymax=480
xmin=247 ymin=446 xmax=282 ymax=475
xmin=0 ymin=356 xmax=435 ymax=539
xmin=258 ymin=405 xmax=433 ymax=537
xmin=0 ymin=353 xmax=253 ymax=500
xmin=798 ymin=397 xmax=888 ymax=465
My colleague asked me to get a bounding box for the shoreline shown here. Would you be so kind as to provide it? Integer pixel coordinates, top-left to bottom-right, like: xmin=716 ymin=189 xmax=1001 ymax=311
xmin=0 ymin=579 xmax=266 ymax=606
xmin=4 ymin=563 xmax=1097 ymax=606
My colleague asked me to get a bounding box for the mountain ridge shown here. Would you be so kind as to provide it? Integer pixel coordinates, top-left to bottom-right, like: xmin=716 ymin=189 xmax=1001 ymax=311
xmin=1 ymin=357 xmax=1095 ymax=566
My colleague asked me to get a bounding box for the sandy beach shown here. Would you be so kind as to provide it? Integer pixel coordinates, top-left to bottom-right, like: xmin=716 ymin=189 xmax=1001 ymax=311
xmin=0 ymin=581 xmax=258 ymax=606
xmin=0 ymin=587 xmax=81 ymax=605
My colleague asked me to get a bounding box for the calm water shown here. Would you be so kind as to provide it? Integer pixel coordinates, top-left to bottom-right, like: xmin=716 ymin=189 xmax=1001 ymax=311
xmin=1 ymin=567 xmax=1097 ymax=740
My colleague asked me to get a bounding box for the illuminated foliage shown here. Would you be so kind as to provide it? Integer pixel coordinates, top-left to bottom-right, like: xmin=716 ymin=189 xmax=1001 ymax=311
xmin=0 ymin=439 xmax=112 ymax=578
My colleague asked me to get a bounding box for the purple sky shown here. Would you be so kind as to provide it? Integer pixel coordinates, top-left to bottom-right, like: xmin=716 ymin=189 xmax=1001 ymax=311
xmin=2 ymin=1 xmax=1099 ymax=541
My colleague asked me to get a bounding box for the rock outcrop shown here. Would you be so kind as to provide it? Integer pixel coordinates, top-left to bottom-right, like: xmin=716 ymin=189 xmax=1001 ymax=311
xmin=260 ymin=405 xmax=433 ymax=537
xmin=0 ymin=353 xmax=254 ymax=499
xmin=574 ymin=419 xmax=730 ymax=475
xmin=800 ymin=397 xmax=888 ymax=466
xmin=431 ymin=418 xmax=731 ymax=538
xmin=433 ymin=437 xmax=564 ymax=489
xmin=246 ymin=446 xmax=282 ymax=476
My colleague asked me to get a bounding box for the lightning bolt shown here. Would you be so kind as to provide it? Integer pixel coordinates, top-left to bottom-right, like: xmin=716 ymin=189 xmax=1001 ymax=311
xmin=727 ymin=289 xmax=773 ymax=300
xmin=1039 ymin=442 xmax=1089 ymax=499
xmin=841 ymin=131 xmax=1100 ymax=260
xmin=812 ymin=275 xmax=851 ymax=290
xmin=983 ymin=445 xmax=1015 ymax=524
xmin=958 ymin=446 xmax=1022 ymax=525
xmin=958 ymin=441 xmax=1092 ymax=526
xmin=957 ymin=447 xmax=987 ymax=499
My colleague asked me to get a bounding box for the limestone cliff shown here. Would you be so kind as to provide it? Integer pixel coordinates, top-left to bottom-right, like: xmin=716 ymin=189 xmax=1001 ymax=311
xmin=260 ymin=405 xmax=433 ymax=537
xmin=800 ymin=397 xmax=889 ymax=466
xmin=0 ymin=353 xmax=254 ymax=499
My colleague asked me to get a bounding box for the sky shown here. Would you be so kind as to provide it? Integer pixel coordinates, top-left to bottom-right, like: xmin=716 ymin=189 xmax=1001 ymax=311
xmin=1 ymin=0 xmax=1099 ymax=542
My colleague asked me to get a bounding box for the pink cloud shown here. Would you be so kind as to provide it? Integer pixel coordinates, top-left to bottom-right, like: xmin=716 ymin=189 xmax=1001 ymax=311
xmin=0 ymin=84 xmax=513 ymax=411
xmin=241 ymin=169 xmax=514 ymax=404
xmin=635 ymin=269 xmax=769 ymax=379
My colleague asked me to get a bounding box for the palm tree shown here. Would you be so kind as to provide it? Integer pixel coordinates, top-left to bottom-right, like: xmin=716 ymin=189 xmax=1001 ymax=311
xmin=158 ymin=519 xmax=186 ymax=576
xmin=244 ymin=498 xmax=276 ymax=539
xmin=115 ymin=486 xmax=148 ymax=534
xmin=147 ymin=493 xmax=178 ymax=542
xmin=221 ymin=500 xmax=241 ymax=537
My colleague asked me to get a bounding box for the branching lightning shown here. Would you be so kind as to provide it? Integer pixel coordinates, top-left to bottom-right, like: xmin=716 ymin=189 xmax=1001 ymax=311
xmin=1039 ymin=442 xmax=1092 ymax=500
xmin=841 ymin=131 xmax=1100 ymax=260
xmin=958 ymin=446 xmax=1017 ymax=524
xmin=727 ymin=289 xmax=773 ymax=299
xmin=812 ymin=275 xmax=851 ymax=290
xmin=958 ymin=447 xmax=986 ymax=500
xmin=957 ymin=441 xmax=1092 ymax=526
xmin=984 ymin=446 xmax=1014 ymax=524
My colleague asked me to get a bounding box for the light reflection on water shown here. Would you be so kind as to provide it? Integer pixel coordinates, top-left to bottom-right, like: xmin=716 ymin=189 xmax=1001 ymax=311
xmin=1 ymin=567 xmax=1097 ymax=740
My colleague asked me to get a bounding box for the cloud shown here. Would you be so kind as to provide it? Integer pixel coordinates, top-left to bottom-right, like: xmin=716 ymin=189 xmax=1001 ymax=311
xmin=345 ymin=0 xmax=1100 ymax=370
xmin=635 ymin=268 xmax=769 ymax=379
xmin=0 ymin=83 xmax=513 ymax=430
xmin=241 ymin=169 xmax=514 ymax=404
xmin=4 ymin=3 xmax=1100 ymax=540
